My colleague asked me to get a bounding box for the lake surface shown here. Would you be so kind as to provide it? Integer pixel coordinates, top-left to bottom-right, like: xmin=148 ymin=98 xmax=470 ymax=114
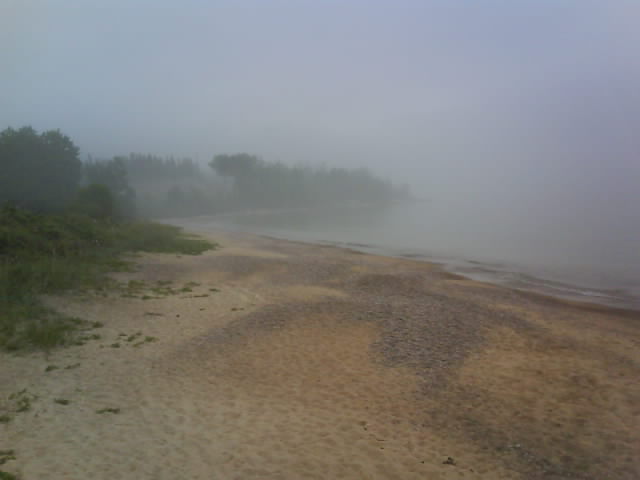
xmin=168 ymin=201 xmax=640 ymax=310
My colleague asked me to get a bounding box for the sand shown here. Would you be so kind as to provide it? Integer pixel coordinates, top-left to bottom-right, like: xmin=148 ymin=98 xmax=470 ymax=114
xmin=1 ymin=230 xmax=639 ymax=479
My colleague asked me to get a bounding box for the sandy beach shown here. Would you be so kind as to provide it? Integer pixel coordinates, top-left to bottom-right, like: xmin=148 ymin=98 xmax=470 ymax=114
xmin=1 ymin=229 xmax=639 ymax=480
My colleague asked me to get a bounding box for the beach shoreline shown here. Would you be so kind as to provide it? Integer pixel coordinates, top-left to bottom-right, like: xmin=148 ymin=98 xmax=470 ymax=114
xmin=1 ymin=229 xmax=639 ymax=479
xmin=166 ymin=214 xmax=640 ymax=312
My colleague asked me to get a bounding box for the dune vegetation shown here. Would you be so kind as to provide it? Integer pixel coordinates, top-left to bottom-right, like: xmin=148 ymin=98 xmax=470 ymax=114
xmin=0 ymin=205 xmax=214 ymax=351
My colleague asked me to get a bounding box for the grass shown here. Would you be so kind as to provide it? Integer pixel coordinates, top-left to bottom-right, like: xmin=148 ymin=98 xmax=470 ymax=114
xmin=9 ymin=389 xmax=37 ymax=413
xmin=53 ymin=398 xmax=70 ymax=405
xmin=106 ymin=331 xmax=157 ymax=348
xmin=96 ymin=407 xmax=120 ymax=414
xmin=126 ymin=332 xmax=142 ymax=342
xmin=0 ymin=450 xmax=15 ymax=466
xmin=0 ymin=471 xmax=18 ymax=480
xmin=1 ymin=389 xmax=38 ymax=423
xmin=127 ymin=280 xmax=210 ymax=299
xmin=119 ymin=279 xmax=212 ymax=300
xmin=0 ymin=206 xmax=216 ymax=351
xmin=133 ymin=336 xmax=157 ymax=347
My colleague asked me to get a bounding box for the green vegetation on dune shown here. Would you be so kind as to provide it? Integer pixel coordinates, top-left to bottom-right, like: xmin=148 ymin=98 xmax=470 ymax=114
xmin=0 ymin=206 xmax=215 ymax=351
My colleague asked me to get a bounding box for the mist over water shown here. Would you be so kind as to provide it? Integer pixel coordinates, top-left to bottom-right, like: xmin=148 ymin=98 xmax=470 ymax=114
xmin=3 ymin=3 xmax=640 ymax=308
xmin=170 ymin=199 xmax=640 ymax=310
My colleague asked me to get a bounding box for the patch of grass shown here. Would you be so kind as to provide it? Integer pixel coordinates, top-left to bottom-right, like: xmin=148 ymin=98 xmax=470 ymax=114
xmin=16 ymin=398 xmax=31 ymax=413
xmin=114 ymin=222 xmax=214 ymax=255
xmin=0 ymin=301 xmax=81 ymax=351
xmin=141 ymin=280 xmax=206 ymax=299
xmin=0 ymin=415 xmax=10 ymax=424
xmin=64 ymin=363 xmax=80 ymax=369
xmin=54 ymin=398 xmax=70 ymax=405
xmin=44 ymin=365 xmax=59 ymax=372
xmin=73 ymin=332 xmax=102 ymax=346
xmin=0 ymin=470 xmax=18 ymax=480
xmin=0 ymin=450 xmax=15 ymax=466
xmin=144 ymin=312 xmax=163 ymax=317
xmin=96 ymin=407 xmax=120 ymax=414
xmin=110 ymin=343 xmax=120 ymax=348
xmin=126 ymin=332 xmax=142 ymax=342
xmin=118 ymin=279 xmax=148 ymax=298
xmin=8 ymin=389 xmax=37 ymax=413
xmin=150 ymin=286 xmax=177 ymax=296
xmin=209 ymin=288 xmax=220 ymax=292
xmin=0 ymin=206 xmax=216 ymax=351
xmin=126 ymin=279 xmax=146 ymax=291
xmin=16 ymin=397 xmax=33 ymax=412
xmin=133 ymin=336 xmax=158 ymax=347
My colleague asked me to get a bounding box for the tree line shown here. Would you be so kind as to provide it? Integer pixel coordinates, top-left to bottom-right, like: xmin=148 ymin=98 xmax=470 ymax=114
xmin=0 ymin=126 xmax=411 ymax=219
xmin=210 ymin=153 xmax=410 ymax=209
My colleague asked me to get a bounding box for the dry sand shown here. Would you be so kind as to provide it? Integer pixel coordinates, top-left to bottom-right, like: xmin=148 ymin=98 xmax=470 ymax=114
xmin=1 ymin=230 xmax=639 ymax=479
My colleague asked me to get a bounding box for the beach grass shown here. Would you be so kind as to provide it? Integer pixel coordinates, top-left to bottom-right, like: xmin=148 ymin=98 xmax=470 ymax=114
xmin=0 ymin=205 xmax=216 ymax=351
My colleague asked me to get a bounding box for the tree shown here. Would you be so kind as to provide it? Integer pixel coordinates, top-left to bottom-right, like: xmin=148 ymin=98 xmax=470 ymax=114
xmin=207 ymin=152 xmax=411 ymax=209
xmin=166 ymin=184 xmax=185 ymax=212
xmin=0 ymin=126 xmax=82 ymax=212
xmin=72 ymin=183 xmax=114 ymax=219
xmin=209 ymin=153 xmax=260 ymax=179
xmin=83 ymin=157 xmax=136 ymax=218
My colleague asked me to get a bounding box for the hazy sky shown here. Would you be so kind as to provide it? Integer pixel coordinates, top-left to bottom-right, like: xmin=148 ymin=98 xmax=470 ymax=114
xmin=2 ymin=1 xmax=639 ymax=208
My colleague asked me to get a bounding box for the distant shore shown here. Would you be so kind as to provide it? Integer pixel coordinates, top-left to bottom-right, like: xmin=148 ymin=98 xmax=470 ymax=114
xmin=2 ymin=229 xmax=639 ymax=479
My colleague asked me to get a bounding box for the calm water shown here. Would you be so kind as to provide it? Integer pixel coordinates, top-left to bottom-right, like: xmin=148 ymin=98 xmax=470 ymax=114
xmin=168 ymin=202 xmax=640 ymax=310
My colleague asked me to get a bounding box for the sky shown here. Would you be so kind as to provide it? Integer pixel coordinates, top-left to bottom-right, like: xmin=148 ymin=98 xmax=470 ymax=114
xmin=1 ymin=1 xmax=639 ymax=222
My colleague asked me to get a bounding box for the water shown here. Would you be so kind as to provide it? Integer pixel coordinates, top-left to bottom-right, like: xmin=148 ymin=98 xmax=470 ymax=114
xmin=168 ymin=201 xmax=640 ymax=310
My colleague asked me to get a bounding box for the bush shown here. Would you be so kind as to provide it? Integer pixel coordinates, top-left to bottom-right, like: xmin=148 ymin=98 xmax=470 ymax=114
xmin=72 ymin=183 xmax=114 ymax=220
xmin=83 ymin=157 xmax=136 ymax=219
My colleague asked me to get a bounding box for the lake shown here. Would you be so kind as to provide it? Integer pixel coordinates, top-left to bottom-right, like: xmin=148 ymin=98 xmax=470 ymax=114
xmin=168 ymin=201 xmax=640 ymax=310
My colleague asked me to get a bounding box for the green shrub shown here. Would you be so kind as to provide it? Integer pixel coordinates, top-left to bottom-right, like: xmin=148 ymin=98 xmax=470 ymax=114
xmin=71 ymin=183 xmax=114 ymax=220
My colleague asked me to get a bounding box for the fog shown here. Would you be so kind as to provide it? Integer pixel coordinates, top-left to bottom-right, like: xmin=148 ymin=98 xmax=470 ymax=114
xmin=2 ymin=1 xmax=639 ymax=304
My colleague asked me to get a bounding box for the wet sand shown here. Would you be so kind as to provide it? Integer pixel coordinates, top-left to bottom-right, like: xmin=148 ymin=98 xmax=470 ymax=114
xmin=1 ymin=230 xmax=639 ymax=479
